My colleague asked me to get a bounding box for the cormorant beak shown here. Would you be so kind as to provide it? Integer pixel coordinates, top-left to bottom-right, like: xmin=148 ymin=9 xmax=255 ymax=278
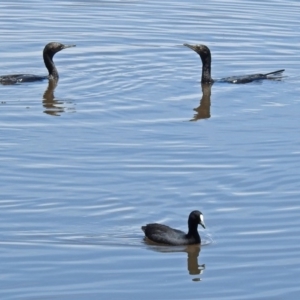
xmin=63 ymin=44 xmax=76 ymax=49
xmin=183 ymin=43 xmax=197 ymax=52
xmin=199 ymin=214 xmax=206 ymax=229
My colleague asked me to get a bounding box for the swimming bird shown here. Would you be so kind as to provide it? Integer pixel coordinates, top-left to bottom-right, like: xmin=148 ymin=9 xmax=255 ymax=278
xmin=142 ymin=210 xmax=206 ymax=245
xmin=184 ymin=44 xmax=285 ymax=84
xmin=0 ymin=42 xmax=76 ymax=85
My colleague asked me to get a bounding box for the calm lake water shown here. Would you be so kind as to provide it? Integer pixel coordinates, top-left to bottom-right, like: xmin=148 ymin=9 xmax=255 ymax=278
xmin=1 ymin=0 xmax=300 ymax=299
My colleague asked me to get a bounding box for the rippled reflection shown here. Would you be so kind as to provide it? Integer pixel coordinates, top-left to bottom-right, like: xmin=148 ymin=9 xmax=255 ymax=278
xmin=190 ymin=83 xmax=211 ymax=121
xmin=42 ymin=79 xmax=75 ymax=116
xmin=144 ymin=240 xmax=205 ymax=280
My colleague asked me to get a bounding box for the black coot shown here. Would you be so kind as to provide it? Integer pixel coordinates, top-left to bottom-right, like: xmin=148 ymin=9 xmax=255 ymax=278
xmin=142 ymin=210 xmax=206 ymax=245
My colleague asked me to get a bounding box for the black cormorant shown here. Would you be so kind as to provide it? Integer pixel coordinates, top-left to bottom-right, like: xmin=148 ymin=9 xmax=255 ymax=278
xmin=184 ymin=44 xmax=285 ymax=84
xmin=0 ymin=42 xmax=76 ymax=85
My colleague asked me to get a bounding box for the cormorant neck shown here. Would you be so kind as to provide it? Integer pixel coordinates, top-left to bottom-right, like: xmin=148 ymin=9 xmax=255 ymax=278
xmin=43 ymin=51 xmax=59 ymax=80
xmin=201 ymin=55 xmax=213 ymax=84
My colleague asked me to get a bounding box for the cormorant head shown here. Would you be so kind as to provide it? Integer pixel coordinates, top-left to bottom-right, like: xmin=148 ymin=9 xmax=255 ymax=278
xmin=184 ymin=44 xmax=211 ymax=63
xmin=43 ymin=42 xmax=76 ymax=59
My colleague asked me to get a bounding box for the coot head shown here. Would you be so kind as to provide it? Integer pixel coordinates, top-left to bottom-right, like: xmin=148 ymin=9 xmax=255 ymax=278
xmin=189 ymin=210 xmax=206 ymax=229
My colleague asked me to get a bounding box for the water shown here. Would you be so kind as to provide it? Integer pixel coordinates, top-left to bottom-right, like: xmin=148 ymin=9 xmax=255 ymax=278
xmin=0 ymin=0 xmax=300 ymax=299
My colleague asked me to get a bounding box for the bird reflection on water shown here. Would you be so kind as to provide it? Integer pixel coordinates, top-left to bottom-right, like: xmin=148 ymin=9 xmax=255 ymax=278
xmin=190 ymin=83 xmax=212 ymax=122
xmin=43 ymin=79 xmax=76 ymax=116
xmin=143 ymin=239 xmax=206 ymax=280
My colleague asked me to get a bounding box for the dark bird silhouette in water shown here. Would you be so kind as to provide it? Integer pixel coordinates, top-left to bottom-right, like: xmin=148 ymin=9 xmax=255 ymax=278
xmin=0 ymin=42 xmax=76 ymax=85
xmin=142 ymin=210 xmax=206 ymax=246
xmin=184 ymin=44 xmax=285 ymax=84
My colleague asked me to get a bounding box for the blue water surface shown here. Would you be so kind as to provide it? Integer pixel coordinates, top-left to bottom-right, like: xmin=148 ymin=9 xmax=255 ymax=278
xmin=0 ymin=0 xmax=300 ymax=299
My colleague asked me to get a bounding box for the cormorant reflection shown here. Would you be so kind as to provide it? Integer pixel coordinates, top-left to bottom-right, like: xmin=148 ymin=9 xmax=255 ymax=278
xmin=43 ymin=79 xmax=75 ymax=116
xmin=190 ymin=83 xmax=211 ymax=121
xmin=144 ymin=240 xmax=205 ymax=280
